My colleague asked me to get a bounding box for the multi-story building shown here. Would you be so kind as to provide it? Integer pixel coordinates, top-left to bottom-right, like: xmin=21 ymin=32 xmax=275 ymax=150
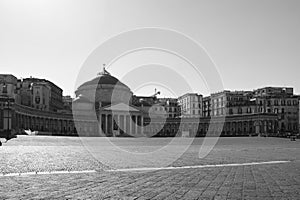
xmin=158 ymin=98 xmax=180 ymax=118
xmin=205 ymin=87 xmax=299 ymax=135
xmin=211 ymin=90 xmax=255 ymax=116
xmin=178 ymin=93 xmax=202 ymax=117
xmin=253 ymin=87 xmax=299 ymax=134
xmin=16 ymin=79 xmax=33 ymax=107
xmin=210 ymin=91 xmax=228 ymax=116
xmin=132 ymin=95 xmax=164 ymax=118
xmin=0 ymin=71 xmax=299 ymax=138
xmin=132 ymin=96 xmax=180 ymax=119
xmin=202 ymin=96 xmax=211 ymax=117
xmin=62 ymin=95 xmax=73 ymax=112
xmin=17 ymin=77 xmax=63 ymax=112
xmin=132 ymin=95 xmax=157 ymax=106
xmin=0 ymin=74 xmax=17 ymax=98
xmin=0 ymin=75 xmax=17 ymax=133
xmin=32 ymin=82 xmax=51 ymax=111
xmin=0 ymin=74 xmax=73 ymax=136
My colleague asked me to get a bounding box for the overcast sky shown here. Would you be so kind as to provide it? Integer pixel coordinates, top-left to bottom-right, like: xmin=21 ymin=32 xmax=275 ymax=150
xmin=0 ymin=0 xmax=299 ymax=97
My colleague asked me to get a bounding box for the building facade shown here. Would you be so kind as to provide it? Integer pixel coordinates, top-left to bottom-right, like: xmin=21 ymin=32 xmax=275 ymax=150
xmin=253 ymin=87 xmax=299 ymax=135
xmin=60 ymin=95 xmax=73 ymax=113
xmin=0 ymin=74 xmax=17 ymax=98
xmin=17 ymin=77 xmax=63 ymax=112
xmin=178 ymin=93 xmax=203 ymax=118
xmin=158 ymin=98 xmax=181 ymax=118
xmin=32 ymin=82 xmax=51 ymax=111
xmin=0 ymin=71 xmax=299 ymax=138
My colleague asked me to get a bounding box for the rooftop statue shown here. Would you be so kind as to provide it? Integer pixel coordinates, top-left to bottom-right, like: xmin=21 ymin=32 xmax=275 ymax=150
xmin=97 ymin=64 xmax=110 ymax=76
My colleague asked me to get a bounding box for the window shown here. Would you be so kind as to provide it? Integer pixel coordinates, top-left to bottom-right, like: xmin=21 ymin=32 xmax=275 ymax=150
xmin=238 ymin=108 xmax=242 ymax=114
xmin=288 ymin=123 xmax=292 ymax=130
xmin=267 ymin=109 xmax=271 ymax=113
xmin=287 ymin=100 xmax=291 ymax=106
xmin=2 ymin=84 xmax=7 ymax=94
xmin=247 ymin=107 xmax=252 ymax=113
xmin=294 ymin=123 xmax=298 ymax=131
xmin=282 ymin=100 xmax=286 ymax=106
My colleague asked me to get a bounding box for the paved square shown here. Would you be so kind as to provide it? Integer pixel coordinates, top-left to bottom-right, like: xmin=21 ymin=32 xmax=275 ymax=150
xmin=0 ymin=136 xmax=299 ymax=199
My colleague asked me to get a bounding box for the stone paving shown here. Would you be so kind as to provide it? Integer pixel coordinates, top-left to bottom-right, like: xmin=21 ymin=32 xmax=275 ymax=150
xmin=0 ymin=136 xmax=299 ymax=199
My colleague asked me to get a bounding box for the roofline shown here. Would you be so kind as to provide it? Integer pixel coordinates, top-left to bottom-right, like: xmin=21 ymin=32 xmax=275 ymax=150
xmin=178 ymin=93 xmax=203 ymax=99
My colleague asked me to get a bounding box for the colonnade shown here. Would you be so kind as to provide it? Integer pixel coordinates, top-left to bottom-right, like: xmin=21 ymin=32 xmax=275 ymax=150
xmin=144 ymin=119 xmax=279 ymax=137
xmin=8 ymin=102 xmax=283 ymax=137
xmin=99 ymin=113 xmax=144 ymax=136
xmin=14 ymin=113 xmax=77 ymax=136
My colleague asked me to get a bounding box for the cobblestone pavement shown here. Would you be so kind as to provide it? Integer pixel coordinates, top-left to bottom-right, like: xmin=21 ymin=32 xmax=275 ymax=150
xmin=0 ymin=136 xmax=299 ymax=199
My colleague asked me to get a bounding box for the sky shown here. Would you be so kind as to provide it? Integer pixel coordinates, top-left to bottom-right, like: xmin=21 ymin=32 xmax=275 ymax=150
xmin=0 ymin=0 xmax=299 ymax=97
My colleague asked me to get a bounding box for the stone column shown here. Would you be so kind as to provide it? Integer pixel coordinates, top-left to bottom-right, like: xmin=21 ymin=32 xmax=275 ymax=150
xmin=127 ymin=115 xmax=130 ymax=135
xmin=123 ymin=115 xmax=126 ymax=135
xmin=125 ymin=115 xmax=128 ymax=135
xmin=132 ymin=115 xmax=135 ymax=136
xmin=98 ymin=113 xmax=102 ymax=135
xmin=264 ymin=120 xmax=267 ymax=135
xmin=131 ymin=115 xmax=135 ymax=136
xmin=117 ymin=114 xmax=120 ymax=136
xmin=141 ymin=116 xmax=144 ymax=136
xmin=136 ymin=115 xmax=140 ymax=136
xmin=105 ymin=114 xmax=108 ymax=135
xmin=111 ymin=114 xmax=114 ymax=137
xmin=50 ymin=118 xmax=53 ymax=132
xmin=271 ymin=120 xmax=274 ymax=135
xmin=113 ymin=115 xmax=118 ymax=137
xmin=29 ymin=116 xmax=32 ymax=130
xmin=136 ymin=116 xmax=139 ymax=136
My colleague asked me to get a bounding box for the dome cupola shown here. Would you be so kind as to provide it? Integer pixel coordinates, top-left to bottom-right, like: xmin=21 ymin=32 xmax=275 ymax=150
xmin=75 ymin=67 xmax=132 ymax=106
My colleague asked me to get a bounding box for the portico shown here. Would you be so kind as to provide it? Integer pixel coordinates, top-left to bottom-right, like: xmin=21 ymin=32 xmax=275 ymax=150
xmin=99 ymin=103 xmax=145 ymax=137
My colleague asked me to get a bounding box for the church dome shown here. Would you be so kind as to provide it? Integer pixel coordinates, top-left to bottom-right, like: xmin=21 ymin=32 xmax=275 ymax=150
xmin=79 ymin=73 xmax=129 ymax=89
xmin=75 ymin=68 xmax=132 ymax=105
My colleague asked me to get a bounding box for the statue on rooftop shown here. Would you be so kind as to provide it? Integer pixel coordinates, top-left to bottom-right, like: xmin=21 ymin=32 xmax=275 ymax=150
xmin=97 ymin=64 xmax=110 ymax=76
